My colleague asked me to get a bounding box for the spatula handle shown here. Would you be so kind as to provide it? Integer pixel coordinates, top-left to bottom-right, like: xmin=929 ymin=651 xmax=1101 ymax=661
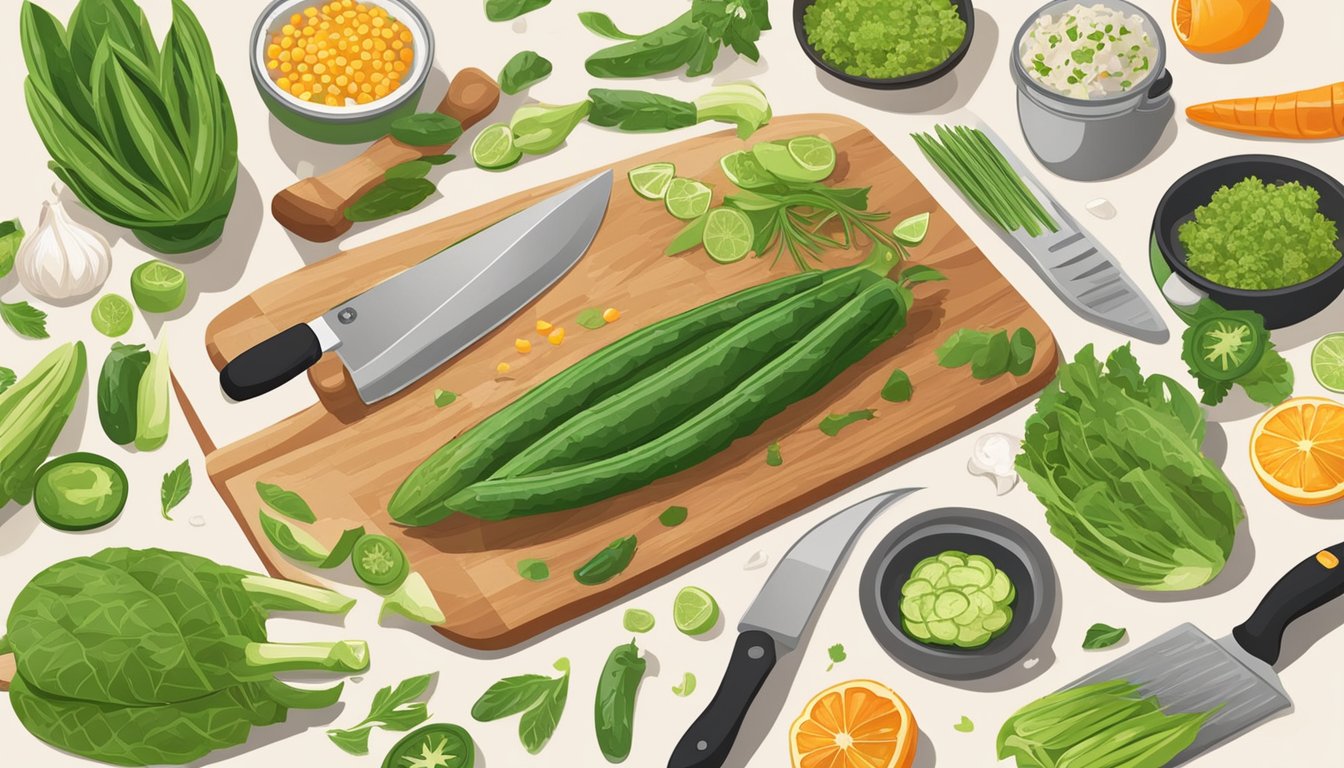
xmin=1233 ymin=541 xmax=1344 ymax=665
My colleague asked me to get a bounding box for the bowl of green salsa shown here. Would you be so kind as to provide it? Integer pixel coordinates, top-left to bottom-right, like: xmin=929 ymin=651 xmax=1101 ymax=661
xmin=794 ymin=0 xmax=975 ymax=89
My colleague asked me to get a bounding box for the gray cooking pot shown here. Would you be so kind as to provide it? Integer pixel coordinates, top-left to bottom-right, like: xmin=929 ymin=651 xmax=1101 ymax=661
xmin=1011 ymin=0 xmax=1174 ymax=180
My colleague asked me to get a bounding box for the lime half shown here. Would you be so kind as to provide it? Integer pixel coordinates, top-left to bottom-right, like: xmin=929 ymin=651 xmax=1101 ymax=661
xmin=623 ymin=608 xmax=656 ymax=633
xmin=91 ymin=294 xmax=134 ymax=337
xmin=702 ymin=207 xmax=753 ymax=264
xmin=130 ymin=261 xmax=187 ymax=314
xmin=673 ymin=586 xmax=720 ymax=636
xmin=720 ymin=151 xmax=777 ymax=190
xmin=1312 ymin=333 xmax=1344 ymax=393
xmin=665 ymin=178 xmax=713 ymax=221
xmin=472 ymin=123 xmax=522 ymax=170
xmin=628 ymin=162 xmax=676 ymax=200
xmin=787 ymin=135 xmax=837 ymax=179
xmin=893 ymin=212 xmax=931 ymax=246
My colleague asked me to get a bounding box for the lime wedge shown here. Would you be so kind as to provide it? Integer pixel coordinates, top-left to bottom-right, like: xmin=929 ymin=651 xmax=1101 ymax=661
xmin=787 ymin=135 xmax=837 ymax=178
xmin=623 ymin=608 xmax=656 ymax=633
xmin=720 ymin=151 xmax=777 ymax=190
xmin=130 ymin=260 xmax=187 ymax=314
xmin=471 ymin=123 xmax=522 ymax=170
xmin=701 ymin=207 xmax=753 ymax=264
xmin=628 ymin=162 xmax=676 ymax=200
xmin=673 ymin=586 xmax=720 ymax=636
xmin=751 ymin=141 xmax=829 ymax=184
xmin=91 ymin=294 xmax=134 ymax=337
xmin=664 ymin=178 xmax=712 ymax=220
xmin=893 ymin=212 xmax=931 ymax=246
xmin=1312 ymin=333 xmax=1344 ymax=393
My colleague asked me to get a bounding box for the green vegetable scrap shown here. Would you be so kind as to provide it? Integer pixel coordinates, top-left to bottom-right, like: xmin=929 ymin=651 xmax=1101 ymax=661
xmin=392 ymin=114 xmax=465 ymax=147
xmin=21 ymin=0 xmax=238 ymax=253
xmin=595 ymin=640 xmax=647 ymax=763
xmin=937 ymin=327 xmax=1036 ymax=380
xmin=160 ymin=459 xmax=192 ymax=520
xmin=882 ymin=369 xmax=913 ymax=402
xmin=826 ymin=643 xmax=847 ymax=671
xmin=575 ymin=535 xmax=639 ymax=585
xmin=766 ymin=442 xmax=783 ymax=466
xmin=660 ymin=505 xmax=689 ymax=527
xmin=486 ymin=0 xmax=550 ymax=21
xmin=913 ymin=125 xmax=1059 ymax=237
xmin=804 ymin=0 xmax=966 ymax=79
xmin=954 ymin=715 xmax=974 ymax=733
xmin=33 ymin=452 xmax=128 ymax=531
xmin=901 ymin=550 xmax=1016 ymax=649
xmin=1083 ymin=623 xmax=1127 ymax=650
xmin=1 ymin=299 xmax=49 ymax=339
xmin=0 ymin=219 xmax=23 ymax=277
xmin=672 ymin=672 xmax=697 ymax=697
xmin=97 ymin=343 xmax=151 ymax=445
xmin=623 ymin=608 xmax=656 ymax=633
xmin=518 ymin=558 xmax=550 ymax=581
xmin=379 ymin=572 xmax=445 ymax=626
xmin=6 ymin=548 xmax=365 ymax=766
xmin=259 ymin=510 xmax=328 ymax=565
xmin=135 ymin=337 xmax=170 ymax=452
xmin=583 ymin=1 xmax=770 ymax=79
xmin=435 ymin=389 xmax=458 ymax=407
xmin=0 ymin=367 xmax=14 ymax=396
xmin=472 ymin=658 xmax=570 ymax=755
xmin=998 ymin=681 xmax=1218 ymax=768
xmin=0 ymin=342 xmax=84 ymax=509
xmin=577 ymin=307 xmax=608 ymax=330
xmin=353 ymin=534 xmax=410 ymax=590
xmin=1017 ymin=345 xmax=1243 ymax=591
xmin=1180 ymin=305 xmax=1293 ymax=407
xmin=513 ymin=101 xmax=592 ymax=155
xmin=381 ymin=723 xmax=476 ymax=768
xmin=1179 ymin=177 xmax=1341 ymax=290
xmin=329 ymin=673 xmax=435 ymax=756
xmin=820 ymin=409 xmax=876 ymax=436
xmin=257 ymin=481 xmax=317 ymax=523
xmin=346 ymin=178 xmax=437 ymax=223
xmin=499 ymin=50 xmax=553 ymax=95
xmin=131 ymin=260 xmax=187 ymax=314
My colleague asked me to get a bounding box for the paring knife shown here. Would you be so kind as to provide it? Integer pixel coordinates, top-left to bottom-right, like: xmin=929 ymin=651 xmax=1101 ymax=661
xmin=955 ymin=120 xmax=1168 ymax=341
xmin=1054 ymin=540 xmax=1344 ymax=765
xmin=668 ymin=487 xmax=921 ymax=768
xmin=220 ymin=171 xmax=613 ymax=403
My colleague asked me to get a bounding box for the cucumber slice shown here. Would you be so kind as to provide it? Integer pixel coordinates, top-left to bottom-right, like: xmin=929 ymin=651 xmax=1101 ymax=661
xmin=983 ymin=608 xmax=1010 ymax=632
xmin=971 ymin=591 xmax=996 ymax=616
xmin=904 ymin=619 xmax=932 ymax=641
xmin=918 ymin=594 xmax=936 ymax=620
xmin=947 ymin=565 xmax=988 ymax=589
xmin=934 ymin=590 xmax=970 ymax=619
xmin=928 ymin=619 xmax=958 ymax=642
xmin=900 ymin=595 xmax=925 ymax=623
xmin=965 ymin=555 xmax=995 ymax=582
xmin=901 ymin=578 xmax=934 ymax=598
xmin=937 ymin=552 xmax=967 ymax=568
xmin=914 ymin=560 xmax=948 ymax=586
xmin=987 ymin=570 xmax=1012 ymax=602
xmin=953 ymin=603 xmax=981 ymax=626
xmin=957 ymin=625 xmax=991 ymax=647
xmin=1005 ymin=581 xmax=1017 ymax=605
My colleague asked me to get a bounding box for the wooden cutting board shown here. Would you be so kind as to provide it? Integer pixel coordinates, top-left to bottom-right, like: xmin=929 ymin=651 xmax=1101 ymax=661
xmin=201 ymin=114 xmax=1059 ymax=650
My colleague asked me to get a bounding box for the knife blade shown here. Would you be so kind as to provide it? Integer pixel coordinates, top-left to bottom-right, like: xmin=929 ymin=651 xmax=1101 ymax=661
xmin=1050 ymin=541 xmax=1344 ymax=765
xmin=668 ymin=487 xmax=922 ymax=768
xmin=220 ymin=170 xmax=613 ymax=403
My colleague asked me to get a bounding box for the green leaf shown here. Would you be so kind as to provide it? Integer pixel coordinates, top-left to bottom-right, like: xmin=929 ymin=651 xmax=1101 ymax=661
xmin=0 ymin=220 xmax=23 ymax=277
xmin=578 ymin=11 xmax=639 ymax=40
xmin=160 ymin=460 xmax=192 ymax=520
xmin=692 ymin=0 xmax=771 ymax=61
xmin=765 ymin=442 xmax=783 ymax=466
xmin=665 ymin=214 xmax=709 ymax=256
xmin=881 ymin=369 xmax=913 ymax=402
xmin=391 ymin=114 xmax=464 ymax=147
xmin=825 ymin=643 xmax=846 ymax=671
xmin=954 ymin=715 xmax=975 ymax=733
xmin=485 ymin=0 xmax=551 ymax=22
xmin=345 ymin=178 xmax=437 ymax=222
xmin=320 ymin=526 xmax=365 ymax=569
xmin=900 ymin=264 xmax=946 ymax=285
xmin=0 ymin=367 xmax=15 ymax=395
xmin=1009 ymin=328 xmax=1037 ymax=376
xmin=576 ymin=307 xmax=607 ymax=329
xmin=659 ymin=505 xmax=688 ymax=527
xmin=1082 ymin=623 xmax=1127 ymax=650
xmin=671 ymin=672 xmax=696 ymax=697
xmin=258 ymin=510 xmax=327 ymax=565
xmin=256 ymin=481 xmax=316 ymax=523
xmin=936 ymin=328 xmax=992 ymax=367
xmin=972 ymin=331 xmax=1012 ymax=380
xmin=1238 ymin=347 xmax=1294 ymax=406
xmin=584 ymin=14 xmax=708 ymax=79
xmin=472 ymin=659 xmax=569 ymax=754
xmin=434 ymin=389 xmax=457 ymax=408
xmin=498 ymin=50 xmax=553 ymax=95
xmin=326 ymin=725 xmax=375 ymax=755
xmin=328 ymin=673 xmax=436 ymax=755
xmin=1 ymin=300 xmax=50 ymax=339
xmin=587 ymin=89 xmax=698 ymax=132
xmin=386 ymin=160 xmax=433 ymax=180
xmin=819 ymin=409 xmax=876 ymax=437
xmin=518 ymin=558 xmax=550 ymax=581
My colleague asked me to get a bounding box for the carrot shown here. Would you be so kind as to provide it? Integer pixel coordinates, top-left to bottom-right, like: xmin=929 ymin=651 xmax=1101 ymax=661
xmin=1186 ymin=82 xmax=1344 ymax=139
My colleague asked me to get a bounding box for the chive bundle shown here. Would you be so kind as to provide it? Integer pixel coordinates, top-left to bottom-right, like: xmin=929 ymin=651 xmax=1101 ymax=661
xmin=912 ymin=125 xmax=1059 ymax=237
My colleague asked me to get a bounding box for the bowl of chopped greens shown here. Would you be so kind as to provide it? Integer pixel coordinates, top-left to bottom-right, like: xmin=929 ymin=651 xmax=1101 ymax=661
xmin=859 ymin=507 xmax=1057 ymax=680
xmin=794 ymin=0 xmax=974 ymax=89
xmin=1153 ymin=155 xmax=1344 ymax=329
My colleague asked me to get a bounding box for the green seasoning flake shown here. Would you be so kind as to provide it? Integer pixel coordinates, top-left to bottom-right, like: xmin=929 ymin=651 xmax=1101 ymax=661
xmin=820 ymin=409 xmax=876 ymax=436
xmin=659 ymin=505 xmax=689 ymax=527
xmin=765 ymin=442 xmax=783 ymax=466
xmin=518 ymin=558 xmax=550 ymax=582
xmin=954 ymin=716 xmax=974 ymax=733
xmin=576 ymin=307 xmax=607 ymax=329
xmin=826 ymin=643 xmax=846 ymax=671
xmin=881 ymin=369 xmax=913 ymax=402
xmin=434 ymin=389 xmax=457 ymax=407
xmin=1083 ymin=623 xmax=1127 ymax=649
xmin=1179 ymin=177 xmax=1342 ymax=290
xmin=803 ymin=0 xmax=967 ymax=79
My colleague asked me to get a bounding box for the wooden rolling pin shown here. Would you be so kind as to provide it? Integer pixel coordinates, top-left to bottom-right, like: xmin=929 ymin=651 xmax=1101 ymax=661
xmin=272 ymin=67 xmax=501 ymax=243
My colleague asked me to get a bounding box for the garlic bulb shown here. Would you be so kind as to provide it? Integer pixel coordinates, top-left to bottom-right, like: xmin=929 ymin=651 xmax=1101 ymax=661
xmin=968 ymin=432 xmax=1020 ymax=495
xmin=16 ymin=189 xmax=112 ymax=301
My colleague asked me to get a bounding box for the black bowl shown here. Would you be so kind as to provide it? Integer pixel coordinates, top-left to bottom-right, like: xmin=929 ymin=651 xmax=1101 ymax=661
xmin=793 ymin=0 xmax=975 ymax=90
xmin=1153 ymin=154 xmax=1344 ymax=329
xmin=859 ymin=507 xmax=1056 ymax=680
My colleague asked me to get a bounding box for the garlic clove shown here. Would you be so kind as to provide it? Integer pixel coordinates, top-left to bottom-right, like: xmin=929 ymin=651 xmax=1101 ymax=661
xmin=968 ymin=432 xmax=1021 ymax=496
xmin=15 ymin=195 xmax=112 ymax=302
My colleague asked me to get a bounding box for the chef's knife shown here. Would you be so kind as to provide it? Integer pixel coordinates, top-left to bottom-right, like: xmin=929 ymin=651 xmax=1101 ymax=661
xmin=668 ymin=487 xmax=922 ymax=768
xmin=220 ymin=171 xmax=613 ymax=403
xmin=1055 ymin=541 xmax=1344 ymax=765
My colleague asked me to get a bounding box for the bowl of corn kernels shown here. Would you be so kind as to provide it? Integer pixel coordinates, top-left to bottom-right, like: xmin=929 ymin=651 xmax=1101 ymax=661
xmin=251 ymin=0 xmax=434 ymax=143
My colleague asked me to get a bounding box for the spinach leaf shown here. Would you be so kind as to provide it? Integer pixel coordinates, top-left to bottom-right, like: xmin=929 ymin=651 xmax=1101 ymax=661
xmin=391 ymin=114 xmax=464 ymax=146
xmin=345 ymin=178 xmax=437 ymax=222
xmin=595 ymin=640 xmax=646 ymax=762
xmin=659 ymin=506 xmax=688 ymax=527
xmin=0 ymin=219 xmax=22 ymax=277
xmin=0 ymin=366 xmax=15 ymax=395
xmin=1009 ymin=328 xmax=1037 ymax=376
xmin=1083 ymin=623 xmax=1127 ymax=649
xmin=160 ymin=460 xmax=192 ymax=520
xmin=588 ymin=89 xmax=698 ymax=132
xmin=518 ymin=558 xmax=550 ymax=581
xmin=499 ymin=50 xmax=553 ymax=95
xmin=882 ymin=369 xmax=913 ymax=402
xmin=972 ymin=331 xmax=1012 ymax=380
xmin=1 ymin=300 xmax=49 ymax=339
xmin=819 ymin=409 xmax=876 ymax=437
xmin=472 ymin=658 xmax=570 ymax=754
xmin=578 ymin=11 xmax=639 ymax=40
xmin=485 ymin=0 xmax=551 ymax=21
xmin=327 ymin=673 xmax=435 ymax=755
xmin=585 ymin=13 xmax=707 ymax=79
xmin=257 ymin=481 xmax=316 ymax=523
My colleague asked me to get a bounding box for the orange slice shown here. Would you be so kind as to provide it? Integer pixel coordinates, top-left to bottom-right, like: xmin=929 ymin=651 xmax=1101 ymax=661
xmin=790 ymin=679 xmax=917 ymax=768
xmin=1173 ymin=0 xmax=1271 ymax=54
xmin=1250 ymin=397 xmax=1344 ymax=505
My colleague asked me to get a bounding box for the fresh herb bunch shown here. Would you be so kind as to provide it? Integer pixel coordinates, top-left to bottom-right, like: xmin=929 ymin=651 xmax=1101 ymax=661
xmin=1180 ymin=304 xmax=1294 ymax=407
xmin=582 ymin=1 xmax=771 ymax=79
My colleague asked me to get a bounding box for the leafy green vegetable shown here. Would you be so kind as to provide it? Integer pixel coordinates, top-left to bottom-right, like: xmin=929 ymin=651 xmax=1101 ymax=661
xmin=826 ymin=643 xmax=847 ymax=671
xmin=97 ymin=343 xmax=150 ymax=445
xmin=659 ymin=505 xmax=689 ymax=527
xmin=6 ymin=547 xmax=365 ymax=766
xmin=257 ymin=480 xmax=317 ymax=523
xmin=518 ymin=558 xmax=550 ymax=581
xmin=1181 ymin=305 xmax=1293 ymax=407
xmin=0 ymin=367 xmax=14 ymax=396
xmin=499 ymin=50 xmax=553 ymax=95
xmin=435 ymin=389 xmax=458 ymax=407
xmin=346 ymin=178 xmax=438 ymax=222
xmin=1017 ymin=345 xmax=1243 ymax=591
xmin=485 ymin=0 xmax=550 ymax=21
xmin=595 ymin=640 xmax=646 ymax=762
xmin=882 ymin=369 xmax=913 ymax=402
xmin=820 ymin=409 xmax=876 ymax=436
xmin=584 ymin=1 xmax=770 ymax=78
xmin=472 ymin=658 xmax=570 ymax=754
xmin=938 ymin=328 xmax=1036 ymax=380
xmin=1083 ymin=623 xmax=1127 ymax=649
xmin=134 ymin=337 xmax=170 ymax=451
xmin=160 ymin=459 xmax=191 ymax=520
xmin=998 ymin=680 xmax=1217 ymax=768
xmin=512 ymin=101 xmax=592 ymax=154
xmin=577 ymin=307 xmax=608 ymax=329
xmin=913 ymin=126 xmax=1059 ymax=238
xmin=575 ymin=535 xmax=639 ymax=584
xmin=672 ymin=672 xmax=696 ymax=697
xmin=766 ymin=442 xmax=783 ymax=466
xmin=578 ymin=11 xmax=638 ymax=40
xmin=1 ymin=300 xmax=49 ymax=339
xmin=392 ymin=114 xmax=465 ymax=147
xmin=21 ymin=0 xmax=238 ymax=253
xmin=0 ymin=219 xmax=22 ymax=277
xmin=0 ymin=342 xmax=84 ymax=508
xmin=954 ymin=716 xmax=975 ymax=733
xmin=328 ymin=673 xmax=435 ymax=755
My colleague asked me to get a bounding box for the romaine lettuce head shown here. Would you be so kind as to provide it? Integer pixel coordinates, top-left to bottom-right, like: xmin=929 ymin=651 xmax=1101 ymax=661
xmin=1017 ymin=345 xmax=1243 ymax=591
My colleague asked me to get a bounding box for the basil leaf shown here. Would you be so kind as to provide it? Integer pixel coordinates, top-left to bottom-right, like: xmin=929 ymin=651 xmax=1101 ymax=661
xmin=473 ymin=658 xmax=569 ymax=754
xmin=0 ymin=366 xmax=15 ymax=396
xmin=257 ymin=481 xmax=316 ymax=523
xmin=485 ymin=0 xmax=551 ymax=22
xmin=518 ymin=558 xmax=550 ymax=581
xmin=326 ymin=725 xmax=375 ymax=755
xmin=578 ymin=11 xmax=639 ymax=40
xmin=576 ymin=307 xmax=606 ymax=329
xmin=160 ymin=460 xmax=192 ymax=520
xmin=519 ymin=662 xmax=568 ymax=754
xmin=659 ymin=506 xmax=688 ymax=527
xmin=390 ymin=113 xmax=464 ymax=146
xmin=881 ymin=369 xmax=913 ymax=402
xmin=0 ymin=219 xmax=23 ymax=277
xmin=1082 ymin=623 xmax=1127 ymax=650
xmin=345 ymin=178 xmax=437 ymax=223
xmin=692 ymin=0 xmax=770 ymax=60
xmin=819 ymin=409 xmax=876 ymax=437
xmin=1 ymin=300 xmax=49 ymax=339
xmin=499 ymin=50 xmax=553 ymax=95
xmin=1009 ymin=328 xmax=1037 ymax=376
xmin=329 ymin=673 xmax=436 ymax=755
xmin=386 ymin=160 xmax=433 ymax=180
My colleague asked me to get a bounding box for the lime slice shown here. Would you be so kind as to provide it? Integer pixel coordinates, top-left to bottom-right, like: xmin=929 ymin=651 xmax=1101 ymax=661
xmin=751 ymin=141 xmax=829 ymax=184
xmin=664 ymin=178 xmax=712 ymax=221
xmin=130 ymin=260 xmax=187 ymax=314
xmin=623 ymin=608 xmax=656 ymax=633
xmin=673 ymin=586 xmax=720 ymax=636
xmin=471 ymin=123 xmax=522 ymax=170
xmin=701 ymin=207 xmax=753 ymax=264
xmin=628 ymin=162 xmax=676 ymax=200
xmin=787 ymin=135 xmax=837 ymax=178
xmin=91 ymin=294 xmax=134 ymax=337
xmin=893 ymin=212 xmax=931 ymax=246
xmin=1312 ymin=333 xmax=1344 ymax=393
xmin=720 ymin=151 xmax=777 ymax=190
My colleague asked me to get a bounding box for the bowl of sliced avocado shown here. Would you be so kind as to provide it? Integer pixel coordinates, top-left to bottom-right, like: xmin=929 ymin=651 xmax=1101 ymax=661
xmin=859 ymin=507 xmax=1057 ymax=680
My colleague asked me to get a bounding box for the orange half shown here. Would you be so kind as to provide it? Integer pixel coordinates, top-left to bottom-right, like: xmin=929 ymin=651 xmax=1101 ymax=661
xmin=1173 ymin=0 xmax=1271 ymax=54
xmin=1251 ymin=397 xmax=1344 ymax=505
xmin=790 ymin=679 xmax=917 ymax=768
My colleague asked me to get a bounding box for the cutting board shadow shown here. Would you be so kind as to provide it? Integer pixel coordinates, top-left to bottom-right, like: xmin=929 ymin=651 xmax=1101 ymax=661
xmin=197 ymin=114 xmax=1058 ymax=651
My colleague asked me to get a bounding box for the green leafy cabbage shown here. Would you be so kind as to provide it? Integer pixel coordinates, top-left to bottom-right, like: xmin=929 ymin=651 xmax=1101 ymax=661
xmin=1016 ymin=345 xmax=1243 ymax=591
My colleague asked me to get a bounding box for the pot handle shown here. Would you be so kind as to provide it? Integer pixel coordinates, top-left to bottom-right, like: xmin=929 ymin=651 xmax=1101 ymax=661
xmin=1139 ymin=70 xmax=1174 ymax=111
xmin=1161 ymin=271 xmax=1207 ymax=308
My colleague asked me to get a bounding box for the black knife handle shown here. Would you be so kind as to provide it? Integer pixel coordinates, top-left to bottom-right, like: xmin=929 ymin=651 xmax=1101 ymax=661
xmin=219 ymin=324 xmax=324 ymax=401
xmin=1233 ymin=541 xmax=1344 ymax=665
xmin=668 ymin=630 xmax=777 ymax=768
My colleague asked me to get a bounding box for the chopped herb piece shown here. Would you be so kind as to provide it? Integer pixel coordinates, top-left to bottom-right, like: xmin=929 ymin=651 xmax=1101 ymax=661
xmin=1083 ymin=623 xmax=1127 ymax=649
xmin=576 ymin=307 xmax=608 ymax=329
xmin=954 ymin=715 xmax=975 ymax=733
xmin=881 ymin=369 xmax=913 ymax=402
xmin=160 ymin=460 xmax=192 ymax=521
xmin=819 ymin=409 xmax=876 ymax=436
xmin=825 ymin=643 xmax=846 ymax=671
xmin=765 ymin=442 xmax=783 ymax=467
xmin=434 ymin=389 xmax=457 ymax=407
xmin=518 ymin=558 xmax=550 ymax=581
xmin=660 ymin=505 xmax=689 ymax=527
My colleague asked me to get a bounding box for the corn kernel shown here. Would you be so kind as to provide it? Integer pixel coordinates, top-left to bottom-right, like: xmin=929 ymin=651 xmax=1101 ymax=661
xmin=515 ymin=339 xmax=532 ymax=354
xmin=497 ymin=362 xmax=512 ymax=374
xmin=548 ymin=328 xmax=566 ymax=346
xmin=535 ymin=320 xmax=553 ymax=334
xmin=602 ymin=307 xmax=621 ymax=323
